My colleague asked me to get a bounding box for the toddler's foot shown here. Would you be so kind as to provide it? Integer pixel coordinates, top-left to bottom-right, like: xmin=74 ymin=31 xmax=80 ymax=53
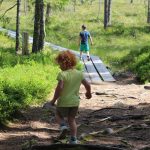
xmin=58 ymin=125 xmax=69 ymax=139
xmin=69 ymin=136 xmax=78 ymax=144
xmin=87 ymin=56 xmax=90 ymax=61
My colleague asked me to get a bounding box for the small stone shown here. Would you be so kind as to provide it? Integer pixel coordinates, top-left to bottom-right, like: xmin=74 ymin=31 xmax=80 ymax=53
xmin=102 ymin=128 xmax=114 ymax=134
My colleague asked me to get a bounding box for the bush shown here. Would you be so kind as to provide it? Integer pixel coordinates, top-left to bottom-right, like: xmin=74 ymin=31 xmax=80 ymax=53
xmin=119 ymin=46 xmax=150 ymax=82
xmin=0 ymin=63 xmax=58 ymax=122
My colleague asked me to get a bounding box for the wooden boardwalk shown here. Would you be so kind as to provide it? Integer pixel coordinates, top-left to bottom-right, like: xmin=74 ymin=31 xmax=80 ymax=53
xmin=82 ymin=55 xmax=102 ymax=84
xmin=79 ymin=54 xmax=115 ymax=84
xmin=0 ymin=27 xmax=115 ymax=84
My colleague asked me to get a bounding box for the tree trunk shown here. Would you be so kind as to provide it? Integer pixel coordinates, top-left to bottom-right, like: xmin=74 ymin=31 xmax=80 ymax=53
xmin=32 ymin=0 xmax=40 ymax=53
xmin=16 ymin=0 xmax=21 ymax=52
xmin=107 ymin=0 xmax=112 ymax=25
xmin=32 ymin=0 xmax=45 ymax=53
xmin=22 ymin=32 xmax=29 ymax=55
xmin=147 ymin=0 xmax=150 ymax=23
xmin=97 ymin=0 xmax=101 ymax=19
xmin=45 ymin=3 xmax=51 ymax=23
xmin=38 ymin=0 xmax=45 ymax=50
xmin=104 ymin=0 xmax=112 ymax=28
xmin=104 ymin=0 xmax=108 ymax=29
xmin=24 ymin=0 xmax=28 ymax=15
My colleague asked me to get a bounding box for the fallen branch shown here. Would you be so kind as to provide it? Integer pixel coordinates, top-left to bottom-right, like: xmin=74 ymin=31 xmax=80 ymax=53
xmin=92 ymin=114 xmax=147 ymax=122
xmin=87 ymin=125 xmax=132 ymax=138
xmin=109 ymin=115 xmax=146 ymax=122
xmin=88 ymin=107 xmax=128 ymax=115
xmin=95 ymin=92 xmax=138 ymax=99
xmin=144 ymin=85 xmax=150 ymax=90
xmin=31 ymin=143 xmax=125 ymax=150
xmin=120 ymin=139 xmax=134 ymax=149
xmin=112 ymin=125 xmax=133 ymax=134
xmin=91 ymin=117 xmax=111 ymax=124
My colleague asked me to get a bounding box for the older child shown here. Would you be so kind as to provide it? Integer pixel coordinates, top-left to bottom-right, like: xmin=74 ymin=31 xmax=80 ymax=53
xmin=50 ymin=50 xmax=91 ymax=144
xmin=79 ymin=24 xmax=93 ymax=61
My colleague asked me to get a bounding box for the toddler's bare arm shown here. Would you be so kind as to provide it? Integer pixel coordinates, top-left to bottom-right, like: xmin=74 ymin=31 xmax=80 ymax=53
xmin=50 ymin=80 xmax=64 ymax=105
xmin=81 ymin=79 xmax=92 ymax=99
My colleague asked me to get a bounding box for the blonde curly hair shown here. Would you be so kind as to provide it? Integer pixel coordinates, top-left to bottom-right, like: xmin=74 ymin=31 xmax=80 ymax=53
xmin=56 ymin=50 xmax=77 ymax=71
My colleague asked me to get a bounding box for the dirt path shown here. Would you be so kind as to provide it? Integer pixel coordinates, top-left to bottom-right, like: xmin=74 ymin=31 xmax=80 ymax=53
xmin=0 ymin=76 xmax=150 ymax=150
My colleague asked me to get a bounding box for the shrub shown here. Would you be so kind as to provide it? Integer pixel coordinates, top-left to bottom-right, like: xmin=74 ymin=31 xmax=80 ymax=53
xmin=0 ymin=63 xmax=58 ymax=122
xmin=119 ymin=46 xmax=150 ymax=82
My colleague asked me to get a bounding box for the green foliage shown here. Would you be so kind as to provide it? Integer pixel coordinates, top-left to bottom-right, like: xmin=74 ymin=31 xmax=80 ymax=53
xmin=0 ymin=34 xmax=59 ymax=122
xmin=120 ymin=46 xmax=150 ymax=82
xmin=112 ymin=23 xmax=125 ymax=36
xmin=0 ymin=0 xmax=150 ymax=84
xmin=0 ymin=16 xmax=11 ymax=28
xmin=43 ymin=0 xmax=69 ymax=10
xmin=0 ymin=62 xmax=59 ymax=122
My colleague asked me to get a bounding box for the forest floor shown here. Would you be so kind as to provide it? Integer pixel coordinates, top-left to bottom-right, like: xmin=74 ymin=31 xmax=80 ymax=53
xmin=0 ymin=73 xmax=150 ymax=150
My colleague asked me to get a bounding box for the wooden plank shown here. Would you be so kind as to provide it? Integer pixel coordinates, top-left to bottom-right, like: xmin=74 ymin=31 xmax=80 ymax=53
xmin=82 ymin=55 xmax=102 ymax=84
xmin=91 ymin=55 xmax=115 ymax=82
xmin=75 ymin=55 xmax=91 ymax=83
xmin=83 ymin=64 xmax=91 ymax=83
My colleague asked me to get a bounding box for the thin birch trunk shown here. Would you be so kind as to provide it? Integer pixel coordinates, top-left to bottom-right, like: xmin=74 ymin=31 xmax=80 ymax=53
xmin=16 ymin=0 xmax=21 ymax=52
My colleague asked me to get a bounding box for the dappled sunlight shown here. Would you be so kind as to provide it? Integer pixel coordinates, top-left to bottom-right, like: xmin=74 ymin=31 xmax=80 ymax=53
xmin=30 ymin=121 xmax=59 ymax=131
xmin=79 ymin=83 xmax=150 ymax=110
xmin=0 ymin=0 xmax=150 ymax=149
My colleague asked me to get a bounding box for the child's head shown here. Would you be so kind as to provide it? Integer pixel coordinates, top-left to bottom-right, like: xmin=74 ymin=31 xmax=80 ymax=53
xmin=56 ymin=50 xmax=77 ymax=71
xmin=82 ymin=24 xmax=86 ymax=30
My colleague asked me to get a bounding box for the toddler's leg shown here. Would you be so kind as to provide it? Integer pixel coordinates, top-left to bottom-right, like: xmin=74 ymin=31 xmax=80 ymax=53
xmin=55 ymin=112 xmax=69 ymax=139
xmin=87 ymin=51 xmax=90 ymax=61
xmin=80 ymin=51 xmax=83 ymax=60
xmin=68 ymin=116 xmax=78 ymax=144
xmin=68 ymin=116 xmax=77 ymax=137
xmin=55 ymin=112 xmax=64 ymax=125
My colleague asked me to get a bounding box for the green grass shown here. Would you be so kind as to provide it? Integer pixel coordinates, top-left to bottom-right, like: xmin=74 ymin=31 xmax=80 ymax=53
xmin=0 ymin=0 xmax=149 ymax=73
xmin=1 ymin=1 xmax=150 ymax=64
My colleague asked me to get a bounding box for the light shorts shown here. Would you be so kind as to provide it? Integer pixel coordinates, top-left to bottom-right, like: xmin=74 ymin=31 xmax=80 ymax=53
xmin=80 ymin=43 xmax=90 ymax=52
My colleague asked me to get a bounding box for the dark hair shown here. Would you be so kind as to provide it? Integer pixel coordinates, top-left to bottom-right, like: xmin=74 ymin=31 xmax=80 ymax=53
xmin=82 ymin=24 xmax=86 ymax=30
xmin=56 ymin=50 xmax=77 ymax=70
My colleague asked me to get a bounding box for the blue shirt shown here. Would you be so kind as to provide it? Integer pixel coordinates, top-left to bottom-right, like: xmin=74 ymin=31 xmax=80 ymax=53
xmin=80 ymin=30 xmax=90 ymax=44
